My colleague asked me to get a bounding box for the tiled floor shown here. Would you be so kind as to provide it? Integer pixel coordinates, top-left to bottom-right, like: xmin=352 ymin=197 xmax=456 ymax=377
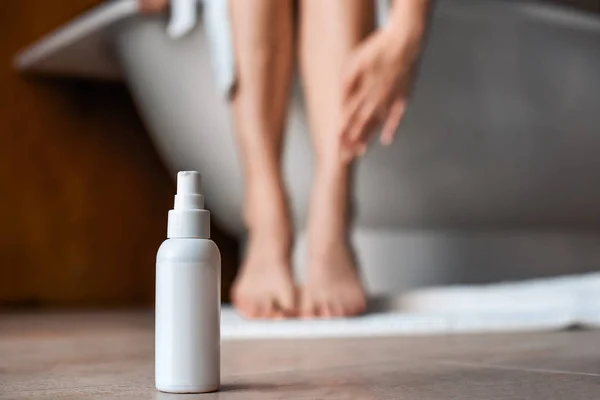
xmin=1 ymin=311 xmax=599 ymax=399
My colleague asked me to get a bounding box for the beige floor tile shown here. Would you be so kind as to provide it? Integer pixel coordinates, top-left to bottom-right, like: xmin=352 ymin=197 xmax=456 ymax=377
xmin=1 ymin=311 xmax=599 ymax=399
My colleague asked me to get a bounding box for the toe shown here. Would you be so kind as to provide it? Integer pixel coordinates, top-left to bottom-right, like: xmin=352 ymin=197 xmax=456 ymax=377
xmin=239 ymin=299 xmax=262 ymax=320
xmin=330 ymin=301 xmax=344 ymax=318
xmin=301 ymin=307 xmax=315 ymax=319
xmin=276 ymin=288 xmax=297 ymax=317
xmin=264 ymin=298 xmax=281 ymax=319
xmin=300 ymin=297 xmax=317 ymax=319
xmin=346 ymin=297 xmax=367 ymax=317
xmin=271 ymin=310 xmax=285 ymax=320
xmin=255 ymin=300 xmax=272 ymax=319
xmin=235 ymin=300 xmax=256 ymax=320
xmin=355 ymin=292 xmax=368 ymax=314
xmin=312 ymin=301 xmax=325 ymax=318
xmin=357 ymin=299 xmax=367 ymax=315
xmin=321 ymin=302 xmax=334 ymax=319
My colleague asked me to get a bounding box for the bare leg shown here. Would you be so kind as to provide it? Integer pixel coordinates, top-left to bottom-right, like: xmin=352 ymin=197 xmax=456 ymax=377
xmin=298 ymin=0 xmax=375 ymax=318
xmin=229 ymin=0 xmax=296 ymax=319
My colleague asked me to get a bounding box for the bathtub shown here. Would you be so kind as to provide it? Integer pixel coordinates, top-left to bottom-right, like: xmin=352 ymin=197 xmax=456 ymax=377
xmin=16 ymin=0 xmax=600 ymax=294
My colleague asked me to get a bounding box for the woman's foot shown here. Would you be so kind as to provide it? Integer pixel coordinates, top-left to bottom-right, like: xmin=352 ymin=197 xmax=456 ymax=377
xmin=232 ymin=235 xmax=296 ymax=319
xmin=231 ymin=185 xmax=297 ymax=319
xmin=301 ymin=240 xmax=366 ymax=318
xmin=300 ymin=167 xmax=367 ymax=318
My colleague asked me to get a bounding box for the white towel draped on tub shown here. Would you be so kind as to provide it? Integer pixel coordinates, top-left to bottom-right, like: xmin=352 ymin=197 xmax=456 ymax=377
xmin=202 ymin=0 xmax=236 ymax=98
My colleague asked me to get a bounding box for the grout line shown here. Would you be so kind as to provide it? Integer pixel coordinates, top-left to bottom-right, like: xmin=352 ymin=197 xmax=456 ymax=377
xmin=437 ymin=360 xmax=600 ymax=378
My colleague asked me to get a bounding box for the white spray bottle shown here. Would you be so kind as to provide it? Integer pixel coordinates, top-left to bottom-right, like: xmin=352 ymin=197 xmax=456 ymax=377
xmin=155 ymin=171 xmax=221 ymax=393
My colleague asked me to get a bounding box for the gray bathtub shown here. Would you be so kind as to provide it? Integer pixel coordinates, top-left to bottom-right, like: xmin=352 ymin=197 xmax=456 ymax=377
xmin=16 ymin=0 xmax=600 ymax=293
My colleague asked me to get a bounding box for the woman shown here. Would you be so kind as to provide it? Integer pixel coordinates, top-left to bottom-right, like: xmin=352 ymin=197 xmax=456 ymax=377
xmin=141 ymin=0 xmax=430 ymax=319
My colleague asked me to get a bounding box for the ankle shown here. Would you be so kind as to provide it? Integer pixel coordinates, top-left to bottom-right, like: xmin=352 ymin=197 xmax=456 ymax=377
xmin=245 ymin=203 xmax=293 ymax=239
xmin=309 ymin=233 xmax=349 ymax=257
xmin=307 ymin=203 xmax=349 ymax=246
xmin=244 ymin=181 xmax=292 ymax=227
xmin=249 ymin=223 xmax=293 ymax=246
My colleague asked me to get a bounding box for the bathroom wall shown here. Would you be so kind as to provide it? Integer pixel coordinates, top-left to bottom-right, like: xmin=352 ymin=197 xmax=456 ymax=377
xmin=0 ymin=0 xmax=238 ymax=307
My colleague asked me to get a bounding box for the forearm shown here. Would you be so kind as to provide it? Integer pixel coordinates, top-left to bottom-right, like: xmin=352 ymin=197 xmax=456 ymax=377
xmin=386 ymin=0 xmax=430 ymax=50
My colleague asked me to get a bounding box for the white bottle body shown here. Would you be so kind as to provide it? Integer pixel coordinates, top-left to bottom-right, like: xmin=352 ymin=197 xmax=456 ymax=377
xmin=155 ymin=238 xmax=221 ymax=393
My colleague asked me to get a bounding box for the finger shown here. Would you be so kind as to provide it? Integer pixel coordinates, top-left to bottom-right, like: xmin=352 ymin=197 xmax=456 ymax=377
xmin=139 ymin=0 xmax=169 ymax=13
xmin=339 ymin=91 xmax=365 ymax=140
xmin=342 ymin=62 xmax=363 ymax=100
xmin=346 ymin=102 xmax=379 ymax=153
xmin=339 ymin=99 xmax=368 ymax=161
xmin=353 ymin=143 xmax=368 ymax=158
xmin=380 ymin=100 xmax=406 ymax=146
xmin=347 ymin=103 xmax=371 ymax=143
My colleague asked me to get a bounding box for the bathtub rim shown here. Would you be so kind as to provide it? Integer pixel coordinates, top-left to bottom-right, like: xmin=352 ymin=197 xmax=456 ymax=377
xmin=13 ymin=0 xmax=600 ymax=81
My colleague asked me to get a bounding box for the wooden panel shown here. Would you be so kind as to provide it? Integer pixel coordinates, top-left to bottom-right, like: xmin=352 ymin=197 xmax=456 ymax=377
xmin=0 ymin=0 xmax=238 ymax=307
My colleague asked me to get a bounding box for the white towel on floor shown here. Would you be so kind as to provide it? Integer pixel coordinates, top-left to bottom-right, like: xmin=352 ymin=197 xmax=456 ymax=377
xmin=221 ymin=272 xmax=600 ymax=340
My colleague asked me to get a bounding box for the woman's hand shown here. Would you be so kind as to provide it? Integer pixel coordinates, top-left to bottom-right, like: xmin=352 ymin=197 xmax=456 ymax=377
xmin=339 ymin=28 xmax=419 ymax=159
xmin=338 ymin=2 xmax=429 ymax=161
xmin=139 ymin=0 xmax=169 ymax=14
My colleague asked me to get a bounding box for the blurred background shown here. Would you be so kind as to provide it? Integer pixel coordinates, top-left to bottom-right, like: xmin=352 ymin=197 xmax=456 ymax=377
xmin=0 ymin=0 xmax=239 ymax=309
xmin=0 ymin=0 xmax=599 ymax=310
